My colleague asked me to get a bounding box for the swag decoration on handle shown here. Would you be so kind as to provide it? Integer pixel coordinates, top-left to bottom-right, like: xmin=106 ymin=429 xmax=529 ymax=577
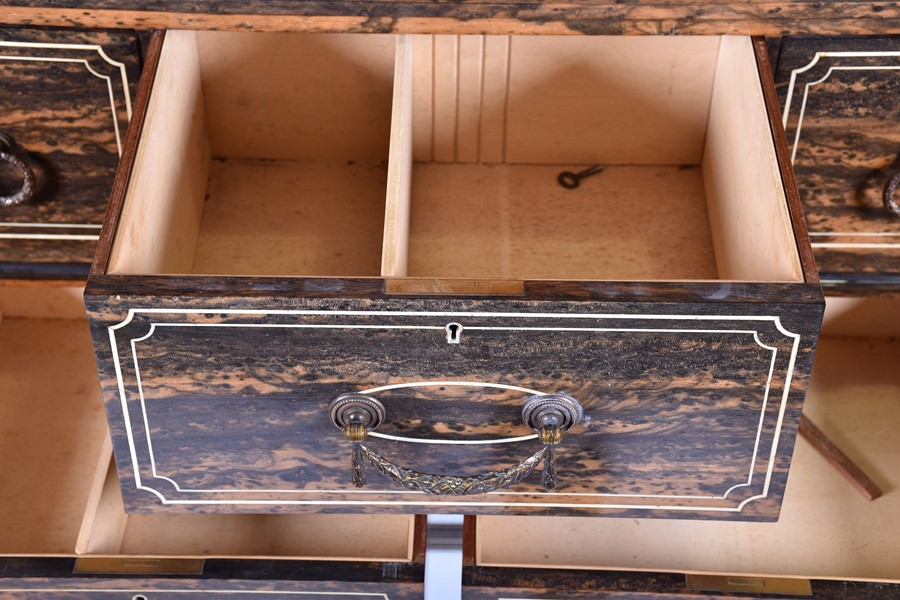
xmin=329 ymin=392 xmax=584 ymax=495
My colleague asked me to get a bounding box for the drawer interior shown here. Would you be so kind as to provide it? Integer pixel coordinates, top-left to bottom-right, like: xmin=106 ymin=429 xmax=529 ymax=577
xmin=76 ymin=457 xmax=415 ymax=561
xmin=110 ymin=31 xmax=397 ymax=278
xmin=386 ymin=36 xmax=801 ymax=282
xmin=474 ymin=334 xmax=900 ymax=582
xmin=0 ymin=316 xmax=109 ymax=556
xmin=109 ymin=32 xmax=803 ymax=284
xmin=0 ymin=292 xmax=416 ymax=562
xmin=823 ymin=296 xmax=900 ymax=337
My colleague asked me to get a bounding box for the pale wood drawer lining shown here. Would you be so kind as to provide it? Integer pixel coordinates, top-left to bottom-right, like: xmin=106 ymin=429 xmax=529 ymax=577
xmin=107 ymin=32 xmax=803 ymax=285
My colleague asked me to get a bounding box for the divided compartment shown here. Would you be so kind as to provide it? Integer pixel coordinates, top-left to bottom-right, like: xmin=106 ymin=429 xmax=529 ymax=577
xmin=0 ymin=297 xmax=417 ymax=564
xmin=110 ymin=32 xmax=803 ymax=286
xmin=108 ymin=30 xmax=398 ymax=277
xmin=382 ymin=35 xmax=804 ymax=283
xmin=470 ymin=334 xmax=900 ymax=586
xmin=92 ymin=31 xmax=821 ymax=519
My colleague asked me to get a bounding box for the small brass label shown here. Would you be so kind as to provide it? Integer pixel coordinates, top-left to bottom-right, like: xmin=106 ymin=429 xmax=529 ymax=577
xmin=385 ymin=277 xmax=525 ymax=295
xmin=74 ymin=558 xmax=205 ymax=575
xmin=685 ymin=574 xmax=812 ymax=596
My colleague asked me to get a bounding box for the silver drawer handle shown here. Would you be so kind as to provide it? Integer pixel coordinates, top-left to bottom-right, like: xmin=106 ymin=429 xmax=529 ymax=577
xmin=0 ymin=131 xmax=36 ymax=208
xmin=885 ymin=170 xmax=900 ymax=218
xmin=329 ymin=392 xmax=584 ymax=495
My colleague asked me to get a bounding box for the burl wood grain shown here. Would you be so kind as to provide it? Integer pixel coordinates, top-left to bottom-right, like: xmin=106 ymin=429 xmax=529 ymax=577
xmin=776 ymin=36 xmax=900 ymax=296
xmin=0 ymin=28 xmax=139 ymax=279
xmin=1 ymin=1 xmax=900 ymax=36
xmin=85 ymin=289 xmax=821 ymax=520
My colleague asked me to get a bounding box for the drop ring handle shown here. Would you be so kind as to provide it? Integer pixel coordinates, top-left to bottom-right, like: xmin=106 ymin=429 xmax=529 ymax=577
xmin=329 ymin=392 xmax=584 ymax=495
xmin=884 ymin=170 xmax=900 ymax=218
xmin=0 ymin=131 xmax=36 ymax=208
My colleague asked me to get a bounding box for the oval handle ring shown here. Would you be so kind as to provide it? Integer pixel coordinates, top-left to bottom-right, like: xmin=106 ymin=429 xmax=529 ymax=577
xmin=0 ymin=131 xmax=36 ymax=208
xmin=329 ymin=392 xmax=584 ymax=495
xmin=884 ymin=170 xmax=900 ymax=219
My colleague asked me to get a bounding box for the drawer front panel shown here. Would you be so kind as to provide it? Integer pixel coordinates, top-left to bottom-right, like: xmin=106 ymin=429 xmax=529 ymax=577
xmin=0 ymin=557 xmax=423 ymax=597
xmin=777 ymin=36 xmax=900 ymax=295
xmin=0 ymin=579 xmax=422 ymax=599
xmin=462 ymin=568 xmax=900 ymax=599
xmin=88 ymin=294 xmax=819 ymax=520
xmin=0 ymin=28 xmax=138 ymax=279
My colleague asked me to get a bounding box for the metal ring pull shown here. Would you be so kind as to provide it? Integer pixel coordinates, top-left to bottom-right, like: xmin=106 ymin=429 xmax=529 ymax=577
xmin=329 ymin=392 xmax=584 ymax=495
xmin=0 ymin=131 xmax=36 ymax=208
xmin=884 ymin=170 xmax=900 ymax=218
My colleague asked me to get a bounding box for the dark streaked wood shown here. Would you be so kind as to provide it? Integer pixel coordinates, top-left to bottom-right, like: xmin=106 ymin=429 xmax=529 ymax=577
xmin=776 ymin=36 xmax=900 ymax=296
xmin=753 ymin=36 xmax=820 ymax=285
xmin=0 ymin=27 xmax=139 ymax=280
xmin=464 ymin=567 xmax=688 ymax=598
xmin=462 ymin=516 xmax=477 ymax=567
xmin=412 ymin=515 xmax=428 ymax=564
xmin=0 ymin=554 xmax=425 ymax=593
xmin=1 ymin=3 xmax=900 ymax=36
xmin=85 ymin=290 xmax=821 ymax=519
xmin=87 ymin=275 xmax=826 ymax=306
xmin=0 ymin=577 xmax=423 ymax=599
xmin=0 ymin=261 xmax=89 ymax=280
xmin=462 ymin=566 xmax=900 ymax=599
xmin=765 ymin=37 xmax=783 ymax=72
xmin=90 ymin=30 xmax=162 ymax=277
xmin=798 ymin=414 xmax=884 ymax=501
xmin=386 ymin=278 xmax=526 ymax=296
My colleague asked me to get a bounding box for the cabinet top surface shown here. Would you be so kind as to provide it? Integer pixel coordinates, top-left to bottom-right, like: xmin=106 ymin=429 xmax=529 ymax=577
xmin=2 ymin=0 xmax=899 ymax=35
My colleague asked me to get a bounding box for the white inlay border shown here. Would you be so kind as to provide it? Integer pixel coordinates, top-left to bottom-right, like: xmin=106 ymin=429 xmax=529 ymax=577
xmin=108 ymin=309 xmax=801 ymax=513
xmin=0 ymin=40 xmax=132 ymax=240
xmin=783 ymin=50 xmax=900 ymax=248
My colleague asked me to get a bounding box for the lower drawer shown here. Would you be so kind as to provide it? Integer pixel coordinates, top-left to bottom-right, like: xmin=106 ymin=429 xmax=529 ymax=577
xmin=463 ymin=334 xmax=899 ymax=598
xmin=0 ymin=575 xmax=423 ymax=599
xmin=0 ymin=298 xmax=424 ymax=596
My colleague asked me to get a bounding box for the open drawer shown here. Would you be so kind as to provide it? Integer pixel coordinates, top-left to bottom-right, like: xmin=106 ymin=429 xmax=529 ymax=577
xmin=0 ymin=292 xmax=424 ymax=596
xmin=463 ymin=334 xmax=900 ymax=598
xmin=85 ymin=31 xmax=823 ymax=519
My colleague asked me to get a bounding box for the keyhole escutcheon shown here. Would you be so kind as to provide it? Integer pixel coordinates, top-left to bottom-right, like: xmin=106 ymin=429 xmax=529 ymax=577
xmin=446 ymin=322 xmax=463 ymax=344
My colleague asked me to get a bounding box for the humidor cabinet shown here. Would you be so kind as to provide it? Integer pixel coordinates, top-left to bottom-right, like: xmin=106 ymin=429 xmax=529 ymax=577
xmin=84 ymin=31 xmax=823 ymax=519
xmin=0 ymin=290 xmax=425 ymax=596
